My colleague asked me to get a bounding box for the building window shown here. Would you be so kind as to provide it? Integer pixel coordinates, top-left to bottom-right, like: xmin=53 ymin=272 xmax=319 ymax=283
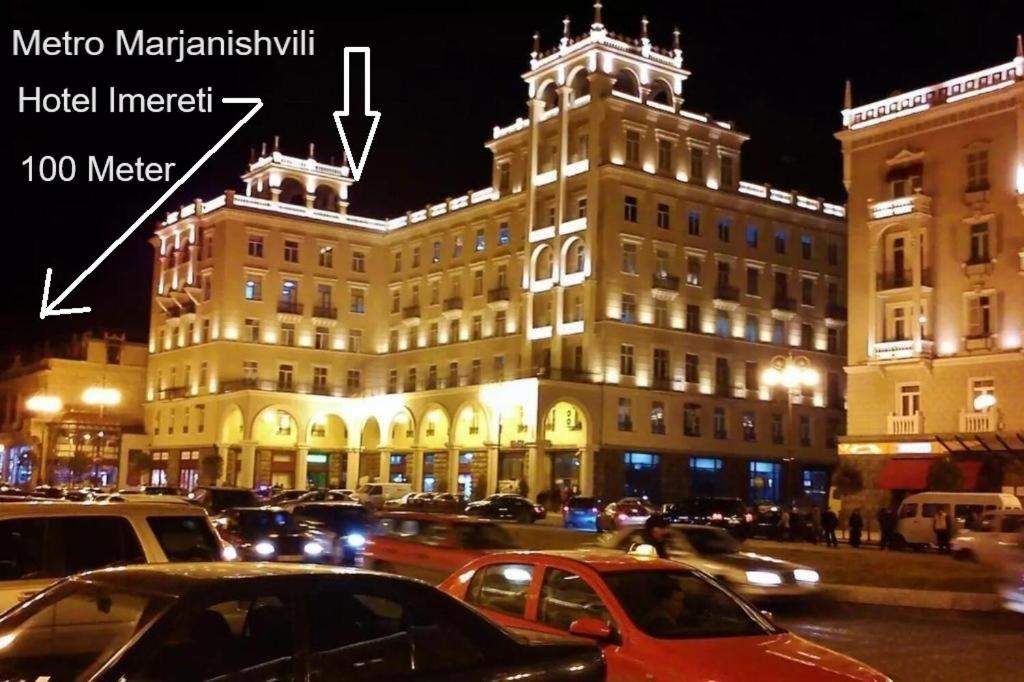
xmin=244 ymin=276 xmax=262 ymax=301
xmin=243 ymin=361 xmax=258 ymax=381
xmin=619 ymin=344 xmax=635 ymax=376
xmin=827 ymin=328 xmax=839 ymax=354
xmin=742 ymin=412 xmax=757 ymax=441
xmin=426 ymin=365 xmax=438 ymax=389
xmin=653 ymin=348 xmax=669 ymax=381
xmin=196 ymin=405 xmax=205 ymax=433
xmin=351 ymin=251 xmax=366 ymax=272
xmin=687 ymin=210 xmax=701 ymax=236
xmin=717 ymin=218 xmax=731 ymax=243
xmin=656 ymin=203 xmax=670 ymax=230
xmin=393 ymin=251 xmax=402 ymax=273
xmin=690 ymin=458 xmax=724 ymax=496
xmin=713 ymin=407 xmax=727 ymax=439
xmin=387 ymin=369 xmax=398 ymax=393
xmin=771 ymin=414 xmax=784 ymax=444
xmin=774 ymin=230 xmax=787 ymax=255
xmin=657 ymin=139 xmax=672 ymax=171
xmin=412 ymin=246 xmax=421 ymax=267
xmin=745 ymin=361 xmax=758 ymax=391
xmin=622 ymin=242 xmax=638 ymax=273
xmin=746 ymin=224 xmax=758 ymax=247
xmin=686 ymin=256 xmax=702 ymax=286
xmin=966 ymin=148 xmax=989 ymax=192
xmin=969 ymin=223 xmax=990 ymax=264
xmin=827 ymin=242 xmax=839 ymax=266
xmin=745 ymin=314 xmax=759 ymax=342
xmin=799 ymin=415 xmax=812 ymax=446
xmin=617 ymin=398 xmax=633 ymax=431
xmin=244 ymin=318 xmax=260 ymax=343
xmin=715 ymin=310 xmax=730 ymax=337
xmin=970 ymin=378 xmax=995 ymax=412
xmin=453 ymin=236 xmax=463 ymax=258
xmin=475 ymin=229 xmax=486 ymax=252
xmin=577 ymin=197 xmax=588 ymax=219
xmin=348 ymin=329 xmax=363 ymax=353
xmin=498 ymin=222 xmax=510 ymax=245
xmin=749 ymin=461 xmax=781 ymax=502
xmin=472 ymin=315 xmax=482 ymax=340
xmin=772 ymin=319 xmax=786 ymax=345
xmin=801 ymin=235 xmax=813 ymax=260
xmin=684 ymin=353 xmax=699 ymax=384
xmin=347 ymin=370 xmax=361 ymax=391
xmin=247 ymin=235 xmax=264 ymax=258
xmin=650 ymin=402 xmax=666 ymax=435
xmin=499 ymin=163 xmax=511 ymax=193
xmin=283 ymin=240 xmax=299 ymax=263
xmin=801 ymin=277 xmax=815 ymax=306
xmin=318 ymin=245 xmax=334 ymax=268
xmin=315 ymin=326 xmax=329 ymax=350
xmin=313 ymin=367 xmax=328 ymax=393
xmin=685 ymin=304 xmax=700 ymax=332
xmin=714 ymin=357 xmax=731 ymax=396
xmin=654 ymin=299 xmax=668 ymax=328
xmin=623 ymin=196 xmax=638 ymax=223
xmin=720 ymin=155 xmax=734 ymax=188
xmin=746 ymin=267 xmax=760 ymax=296
xmin=493 ymin=354 xmax=506 ymax=380
xmin=278 ymin=364 xmax=294 ymax=390
xmin=683 ymin=403 xmax=701 ymax=436
xmin=281 ymin=323 xmax=295 ymax=347
xmin=391 ymin=290 xmax=400 ymax=313
xmin=495 ymin=310 xmax=507 ymax=336
xmin=350 ymin=289 xmax=365 ymax=314
xmin=625 ymin=130 xmax=641 ymax=164
xmin=689 ymin=147 xmax=704 ymax=181
xmin=800 ymin=323 xmax=814 ymax=350
xmin=406 ymin=368 xmax=418 ymax=392
xmin=449 ymin=319 xmax=460 ymax=343
xmin=621 ymin=294 xmax=637 ymax=323
xmin=967 ymin=295 xmax=992 ymax=337
xmin=472 ymin=270 xmax=484 ymax=296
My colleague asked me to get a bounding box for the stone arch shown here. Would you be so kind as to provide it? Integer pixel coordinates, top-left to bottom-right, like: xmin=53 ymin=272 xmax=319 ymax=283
xmin=561 ymin=236 xmax=587 ymax=276
xmin=537 ymin=80 xmax=559 ymax=111
xmin=278 ymin=177 xmax=306 ymax=206
xmin=531 ymin=243 xmax=555 ymax=281
xmin=361 ymin=417 xmax=381 ymax=451
xmin=612 ymin=68 xmax=640 ymax=97
xmin=306 ymin=412 xmax=348 ymax=449
xmin=250 ymin=405 xmax=300 ymax=447
xmin=649 ymin=79 xmax=674 ymax=106
xmin=542 ymin=398 xmax=591 ymax=448
xmin=568 ymin=67 xmax=590 ymax=100
xmin=386 ymin=407 xmax=417 ymax=450
xmin=452 ymin=400 xmax=489 ymax=448
xmin=312 ymin=184 xmax=339 ymax=211
xmin=219 ymin=404 xmax=245 ymax=444
xmin=419 ymin=404 xmax=451 ymax=450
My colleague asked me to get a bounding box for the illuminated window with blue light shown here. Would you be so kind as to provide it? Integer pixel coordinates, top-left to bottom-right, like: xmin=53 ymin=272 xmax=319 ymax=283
xmin=749 ymin=460 xmax=782 ymax=502
xmin=244 ymin=277 xmax=262 ymax=301
xmin=498 ymin=222 xmax=510 ymax=245
xmin=475 ymin=229 xmax=486 ymax=251
xmin=746 ymin=224 xmax=759 ymax=247
xmin=690 ymin=457 xmax=724 ymax=497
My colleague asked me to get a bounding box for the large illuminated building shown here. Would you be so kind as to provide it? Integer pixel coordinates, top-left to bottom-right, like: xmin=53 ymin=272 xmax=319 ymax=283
xmin=836 ymin=39 xmax=1024 ymax=506
xmin=0 ymin=333 xmax=148 ymax=488
xmin=146 ymin=5 xmax=847 ymax=504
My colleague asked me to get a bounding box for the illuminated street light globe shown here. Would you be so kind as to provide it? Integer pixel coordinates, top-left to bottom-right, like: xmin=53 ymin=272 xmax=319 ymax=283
xmin=82 ymin=387 xmax=122 ymax=406
xmin=25 ymin=394 xmax=63 ymax=414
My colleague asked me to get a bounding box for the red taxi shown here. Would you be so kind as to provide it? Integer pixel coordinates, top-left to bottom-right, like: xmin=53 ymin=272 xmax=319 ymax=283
xmin=440 ymin=550 xmax=889 ymax=681
xmin=364 ymin=512 xmax=519 ymax=583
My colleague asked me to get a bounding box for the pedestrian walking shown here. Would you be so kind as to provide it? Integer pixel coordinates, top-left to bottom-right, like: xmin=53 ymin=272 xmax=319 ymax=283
xmin=933 ymin=507 xmax=951 ymax=553
xmin=778 ymin=509 xmax=791 ymax=541
xmin=821 ymin=508 xmax=839 ymax=547
xmin=810 ymin=505 xmax=822 ymax=545
xmin=848 ymin=509 xmax=863 ymax=548
xmin=877 ymin=507 xmax=895 ymax=550
xmin=788 ymin=508 xmax=802 ymax=543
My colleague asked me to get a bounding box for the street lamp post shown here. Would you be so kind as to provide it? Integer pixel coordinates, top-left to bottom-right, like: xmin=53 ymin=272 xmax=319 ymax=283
xmin=82 ymin=386 xmax=121 ymax=486
xmin=761 ymin=354 xmax=820 ymax=504
xmin=24 ymin=394 xmax=63 ymax=487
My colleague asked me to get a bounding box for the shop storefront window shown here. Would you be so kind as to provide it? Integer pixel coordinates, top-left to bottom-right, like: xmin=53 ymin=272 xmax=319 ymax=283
xmin=749 ymin=461 xmax=781 ymax=503
xmin=623 ymin=452 xmax=660 ymax=502
xmin=690 ymin=457 xmax=724 ymax=497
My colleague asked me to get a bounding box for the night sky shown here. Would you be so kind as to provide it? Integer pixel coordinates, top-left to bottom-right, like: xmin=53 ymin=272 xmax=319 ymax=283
xmin=4 ymin=0 xmax=1021 ymax=357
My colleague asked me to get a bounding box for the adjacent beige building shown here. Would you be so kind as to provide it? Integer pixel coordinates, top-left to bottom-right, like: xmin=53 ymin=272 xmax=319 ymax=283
xmin=0 ymin=333 xmax=148 ymax=488
xmin=836 ymin=40 xmax=1024 ymax=505
xmin=145 ymin=8 xmax=848 ymax=504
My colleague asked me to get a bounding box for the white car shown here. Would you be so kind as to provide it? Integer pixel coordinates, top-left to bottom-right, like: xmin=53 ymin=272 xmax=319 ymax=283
xmin=952 ymin=510 xmax=1024 ymax=565
xmin=0 ymin=501 xmax=226 ymax=613
xmin=597 ymin=524 xmax=821 ymax=600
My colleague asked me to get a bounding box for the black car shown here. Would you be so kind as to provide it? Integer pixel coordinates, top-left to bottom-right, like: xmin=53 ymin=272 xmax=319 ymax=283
xmin=216 ymin=507 xmax=337 ymax=563
xmin=465 ymin=494 xmax=546 ymax=523
xmin=0 ymin=563 xmax=606 ymax=681
xmin=188 ymin=485 xmax=261 ymax=514
xmin=662 ymin=497 xmax=752 ymax=537
xmin=285 ymin=501 xmax=370 ymax=566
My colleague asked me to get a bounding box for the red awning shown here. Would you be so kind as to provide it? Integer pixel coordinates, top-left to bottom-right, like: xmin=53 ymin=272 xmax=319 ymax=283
xmin=878 ymin=458 xmax=931 ymax=490
xmin=956 ymin=460 xmax=983 ymax=491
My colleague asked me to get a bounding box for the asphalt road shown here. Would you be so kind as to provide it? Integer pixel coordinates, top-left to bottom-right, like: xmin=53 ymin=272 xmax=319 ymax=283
xmin=775 ymin=602 xmax=1024 ymax=682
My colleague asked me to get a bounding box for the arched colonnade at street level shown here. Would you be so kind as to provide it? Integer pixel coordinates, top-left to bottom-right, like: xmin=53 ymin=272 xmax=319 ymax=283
xmin=208 ymin=392 xmax=594 ymax=499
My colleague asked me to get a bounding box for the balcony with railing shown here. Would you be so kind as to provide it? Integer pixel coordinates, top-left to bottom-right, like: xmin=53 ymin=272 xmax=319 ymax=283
xmin=959 ymin=409 xmax=1000 ymax=433
xmin=887 ymin=412 xmax=923 ymax=435
xmin=877 ymin=269 xmax=932 ymax=290
xmin=487 ymin=287 xmax=510 ymax=310
xmin=825 ymin=303 xmax=848 ymax=321
xmin=442 ymin=297 xmax=464 ymax=319
xmin=157 ymin=386 xmax=188 ymax=400
xmin=651 ymin=273 xmax=680 ymax=299
xmin=402 ymin=305 xmax=421 ymax=326
xmin=873 ymin=338 xmax=934 ymax=361
xmin=868 ymin=193 xmax=932 ymax=221
xmin=714 ymin=283 xmax=740 ymax=303
xmin=771 ymin=295 xmax=797 ymax=313
xmin=277 ymin=300 xmax=303 ymax=315
xmin=312 ymin=305 xmax=337 ymax=320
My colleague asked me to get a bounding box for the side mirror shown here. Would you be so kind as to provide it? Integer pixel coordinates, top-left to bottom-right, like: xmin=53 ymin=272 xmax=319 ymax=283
xmin=568 ymin=617 xmax=613 ymax=641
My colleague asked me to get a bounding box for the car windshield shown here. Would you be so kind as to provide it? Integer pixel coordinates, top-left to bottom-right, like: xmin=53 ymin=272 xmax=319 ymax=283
xmin=453 ymin=523 xmax=518 ymax=549
xmin=293 ymin=505 xmax=368 ymax=530
xmin=567 ymin=497 xmax=598 ymax=509
xmin=0 ymin=580 xmax=172 ymax=680
xmin=210 ymin=489 xmax=260 ymax=511
xmin=147 ymin=516 xmax=221 ymax=561
xmin=603 ymin=570 xmax=777 ymax=640
xmin=674 ymin=528 xmax=739 ymax=555
xmin=237 ymin=510 xmax=298 ymax=533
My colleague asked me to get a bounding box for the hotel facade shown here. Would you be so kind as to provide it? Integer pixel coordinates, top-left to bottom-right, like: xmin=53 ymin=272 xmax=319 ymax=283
xmin=836 ymin=39 xmax=1024 ymax=507
xmin=145 ymin=8 xmax=848 ymax=505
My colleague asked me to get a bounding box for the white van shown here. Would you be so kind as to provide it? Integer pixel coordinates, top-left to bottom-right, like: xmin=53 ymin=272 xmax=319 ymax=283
xmin=353 ymin=482 xmax=413 ymax=509
xmin=894 ymin=492 xmax=1022 ymax=548
xmin=0 ymin=501 xmax=225 ymax=613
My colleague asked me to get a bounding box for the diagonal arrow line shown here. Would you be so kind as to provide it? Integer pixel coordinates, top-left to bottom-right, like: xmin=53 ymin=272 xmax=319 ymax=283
xmin=40 ymin=96 xmax=264 ymax=319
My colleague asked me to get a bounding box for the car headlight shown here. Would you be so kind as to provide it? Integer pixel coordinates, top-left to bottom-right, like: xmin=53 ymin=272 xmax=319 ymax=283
xmin=346 ymin=533 xmax=366 ymax=549
xmin=794 ymin=569 xmax=820 ymax=584
xmin=303 ymin=541 xmax=325 ymax=556
xmin=221 ymin=545 xmax=239 ymax=561
xmin=254 ymin=541 xmax=275 ymax=556
xmin=746 ymin=570 xmax=783 ymax=586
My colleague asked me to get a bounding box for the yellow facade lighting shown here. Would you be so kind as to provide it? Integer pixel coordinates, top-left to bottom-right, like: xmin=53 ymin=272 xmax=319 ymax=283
xmin=82 ymin=387 xmax=122 ymax=406
xmin=25 ymin=394 xmax=63 ymax=414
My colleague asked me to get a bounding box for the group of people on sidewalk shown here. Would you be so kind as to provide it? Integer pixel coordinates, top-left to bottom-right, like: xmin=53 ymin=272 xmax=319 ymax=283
xmin=776 ymin=505 xmax=957 ymax=552
xmin=777 ymin=505 xmax=844 ymax=547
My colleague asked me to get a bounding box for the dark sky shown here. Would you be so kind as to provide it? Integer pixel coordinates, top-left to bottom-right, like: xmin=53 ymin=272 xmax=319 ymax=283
xmin=4 ymin=0 xmax=1021 ymax=356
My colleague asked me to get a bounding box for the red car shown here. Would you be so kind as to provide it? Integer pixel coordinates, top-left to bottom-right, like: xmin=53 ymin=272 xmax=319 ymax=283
xmin=365 ymin=512 xmax=519 ymax=583
xmin=440 ymin=550 xmax=889 ymax=681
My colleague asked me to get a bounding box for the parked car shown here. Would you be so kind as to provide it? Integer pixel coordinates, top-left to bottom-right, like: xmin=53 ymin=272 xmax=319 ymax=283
xmin=297 ymin=488 xmax=354 ymax=503
xmin=384 ymin=491 xmax=420 ymax=509
xmin=466 ymin=494 xmax=546 ymax=523
xmin=0 ymin=563 xmax=606 ymax=681
xmin=214 ymin=507 xmax=338 ymax=563
xmin=285 ymin=501 xmax=370 ymax=566
xmin=187 ymin=485 xmax=261 ymax=515
xmin=440 ymin=550 xmax=887 ymax=681
xmin=952 ymin=509 xmax=1024 ymax=564
xmin=429 ymin=492 xmax=469 ymax=513
xmin=895 ymin=492 xmax=1022 ymax=549
xmin=268 ymin=488 xmax=316 ymax=505
xmin=747 ymin=504 xmax=816 ymax=541
xmin=366 ymin=512 xmax=519 ymax=583
xmin=0 ymin=501 xmax=224 ymax=612
xmin=30 ymin=485 xmax=64 ymax=499
xmin=119 ymin=486 xmax=185 ymax=497
xmin=662 ymin=497 xmax=752 ymax=537
xmin=563 ymin=496 xmax=603 ymax=530
xmin=596 ymin=525 xmax=820 ymax=600
xmin=353 ymin=482 xmax=413 ymax=509
xmin=596 ymin=498 xmax=655 ymax=531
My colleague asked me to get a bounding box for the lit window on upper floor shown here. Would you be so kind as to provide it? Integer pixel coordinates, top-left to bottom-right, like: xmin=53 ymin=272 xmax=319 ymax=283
xmin=475 ymin=229 xmax=486 ymax=252
xmin=746 ymin=224 xmax=759 ymax=248
xmin=621 ymin=293 xmax=637 ymax=323
xmin=348 ymin=329 xmax=363 ymax=353
xmin=718 ymin=218 xmax=731 ymax=243
xmin=432 ymin=241 xmax=442 ymax=264
xmin=350 ymin=289 xmax=365 ymax=314
xmin=621 ymin=242 xmax=638 ymax=274
xmin=968 ymin=223 xmax=991 ymax=264
xmin=498 ymin=222 xmax=510 ymax=245
xmin=623 ymin=196 xmax=638 ymax=223
xmin=318 ymin=245 xmax=334 ymax=268
xmin=774 ymin=230 xmax=788 ymax=255
xmin=625 ymin=130 xmax=641 ymax=164
xmin=577 ymin=197 xmax=588 ymax=219
xmin=453 ymin=236 xmax=463 ymax=258
xmin=801 ymin=235 xmax=813 ymax=260
xmin=687 ymin=211 xmax=701 ymax=236
xmin=686 ymin=256 xmax=702 ymax=287
xmin=244 ymin=276 xmax=262 ymax=301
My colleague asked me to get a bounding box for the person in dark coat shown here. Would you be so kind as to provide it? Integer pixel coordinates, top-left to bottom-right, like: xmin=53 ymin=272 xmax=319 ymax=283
xmin=788 ymin=508 xmax=802 ymax=543
xmin=640 ymin=514 xmax=672 ymax=559
xmin=877 ymin=507 xmax=896 ymax=550
xmin=821 ymin=508 xmax=839 ymax=547
xmin=848 ymin=509 xmax=864 ymax=548
xmin=810 ymin=505 xmax=822 ymax=544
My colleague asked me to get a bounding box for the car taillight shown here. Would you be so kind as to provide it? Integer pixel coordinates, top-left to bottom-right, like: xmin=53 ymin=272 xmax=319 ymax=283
xmin=745 ymin=513 xmax=753 ymax=523
xmin=562 ymin=506 xmax=569 ymax=513
xmin=618 ymin=513 xmax=627 ymax=521
xmin=536 ymin=506 xmax=545 ymax=514
xmin=591 ymin=507 xmax=599 ymax=513
xmin=711 ymin=512 xmax=723 ymax=521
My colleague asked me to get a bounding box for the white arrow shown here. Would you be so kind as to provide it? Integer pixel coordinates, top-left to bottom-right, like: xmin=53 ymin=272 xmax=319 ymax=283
xmin=332 ymin=47 xmax=381 ymax=182
xmin=40 ymin=97 xmax=264 ymax=319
